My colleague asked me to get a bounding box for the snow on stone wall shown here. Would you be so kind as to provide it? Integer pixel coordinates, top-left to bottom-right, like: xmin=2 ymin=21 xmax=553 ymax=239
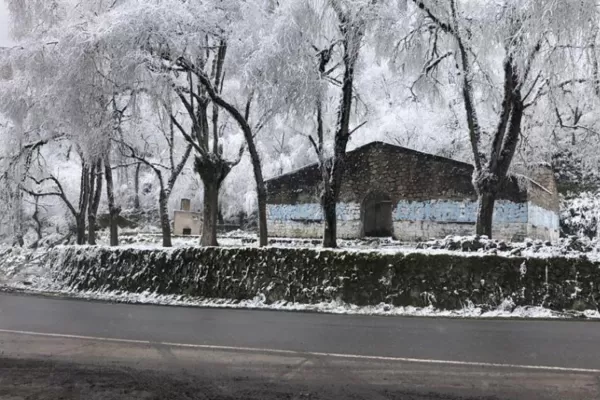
xmin=31 ymin=246 xmax=600 ymax=312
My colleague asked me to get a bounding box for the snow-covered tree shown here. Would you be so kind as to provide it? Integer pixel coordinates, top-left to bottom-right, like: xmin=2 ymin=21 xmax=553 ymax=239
xmin=81 ymin=0 xmax=278 ymax=246
xmin=115 ymin=103 xmax=192 ymax=247
xmin=406 ymin=0 xmax=596 ymax=237
xmin=1 ymin=0 xmax=134 ymax=245
xmin=249 ymin=0 xmax=381 ymax=247
xmin=2 ymin=0 xmax=600 ymax=247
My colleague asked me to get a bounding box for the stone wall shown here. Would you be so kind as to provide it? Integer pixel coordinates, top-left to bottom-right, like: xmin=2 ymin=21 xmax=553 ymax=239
xmin=520 ymin=165 xmax=561 ymax=241
xmin=266 ymin=142 xmax=560 ymax=241
xmin=268 ymin=220 xmax=360 ymax=239
xmin=393 ymin=221 xmax=527 ymax=242
xmin=394 ymin=199 xmax=529 ymax=224
xmin=527 ymin=204 xmax=560 ymax=241
xmin=267 ymin=142 xmax=526 ymax=206
xmin=267 ymin=203 xmax=362 ymax=222
xmin=268 ymin=200 xmax=534 ymax=241
xmin=268 ymin=216 xmax=527 ymax=242
xmin=44 ymin=246 xmax=600 ymax=312
xmin=523 ymin=165 xmax=560 ymax=212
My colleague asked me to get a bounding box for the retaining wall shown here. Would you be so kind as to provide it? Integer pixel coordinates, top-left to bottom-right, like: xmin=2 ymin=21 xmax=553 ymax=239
xmin=41 ymin=246 xmax=600 ymax=311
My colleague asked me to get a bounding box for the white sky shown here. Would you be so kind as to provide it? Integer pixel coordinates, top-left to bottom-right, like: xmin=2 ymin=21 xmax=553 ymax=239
xmin=0 ymin=0 xmax=13 ymax=46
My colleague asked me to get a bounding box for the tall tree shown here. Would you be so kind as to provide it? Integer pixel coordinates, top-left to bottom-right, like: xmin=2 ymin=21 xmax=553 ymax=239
xmin=4 ymin=0 xmax=136 ymax=246
xmin=22 ymin=150 xmax=92 ymax=245
xmin=319 ymin=0 xmax=375 ymax=248
xmin=252 ymin=0 xmax=377 ymax=247
xmin=163 ymin=43 xmax=246 ymax=247
xmin=409 ymin=0 xmax=595 ymax=237
xmin=115 ymin=105 xmax=193 ymax=247
xmin=90 ymin=0 xmax=274 ymax=246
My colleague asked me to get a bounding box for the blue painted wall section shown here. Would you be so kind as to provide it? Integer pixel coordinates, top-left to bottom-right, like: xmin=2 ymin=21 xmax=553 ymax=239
xmin=268 ymin=200 xmax=558 ymax=230
xmin=267 ymin=203 xmax=360 ymax=222
xmin=394 ymin=200 xmax=528 ymax=224
xmin=529 ymin=203 xmax=560 ymax=230
xmin=267 ymin=204 xmax=321 ymax=222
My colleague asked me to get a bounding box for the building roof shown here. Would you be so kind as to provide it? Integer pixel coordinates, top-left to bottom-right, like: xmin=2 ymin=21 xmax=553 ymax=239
xmin=266 ymin=141 xmax=472 ymax=183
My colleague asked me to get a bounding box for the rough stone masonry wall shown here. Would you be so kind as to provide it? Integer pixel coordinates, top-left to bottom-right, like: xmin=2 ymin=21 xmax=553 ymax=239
xmin=267 ymin=203 xmax=362 ymax=239
xmin=43 ymin=246 xmax=600 ymax=312
xmin=267 ymin=202 xmax=529 ymax=241
xmin=524 ymin=166 xmax=561 ymax=241
xmin=266 ymin=142 xmax=544 ymax=241
xmin=392 ymin=221 xmax=527 ymax=242
xmin=268 ymin=220 xmax=361 ymax=239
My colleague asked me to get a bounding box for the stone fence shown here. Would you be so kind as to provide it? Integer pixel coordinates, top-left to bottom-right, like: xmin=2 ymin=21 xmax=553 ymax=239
xmin=40 ymin=246 xmax=600 ymax=311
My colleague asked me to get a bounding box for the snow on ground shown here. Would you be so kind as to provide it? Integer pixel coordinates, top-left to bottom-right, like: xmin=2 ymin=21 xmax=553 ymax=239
xmin=414 ymin=234 xmax=600 ymax=260
xmin=92 ymin=230 xmax=252 ymax=248
xmin=72 ymin=231 xmax=600 ymax=263
xmin=0 ymin=246 xmax=50 ymax=289
xmin=561 ymin=191 xmax=600 ymax=239
xmin=4 ymin=282 xmax=600 ymax=320
xmin=1 ymin=243 xmax=599 ymax=320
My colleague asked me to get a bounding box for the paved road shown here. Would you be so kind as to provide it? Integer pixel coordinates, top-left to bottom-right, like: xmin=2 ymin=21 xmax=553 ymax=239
xmin=1 ymin=292 xmax=599 ymax=399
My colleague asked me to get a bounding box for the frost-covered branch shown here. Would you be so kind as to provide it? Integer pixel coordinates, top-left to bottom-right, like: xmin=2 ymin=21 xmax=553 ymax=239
xmin=25 ymin=175 xmax=78 ymax=219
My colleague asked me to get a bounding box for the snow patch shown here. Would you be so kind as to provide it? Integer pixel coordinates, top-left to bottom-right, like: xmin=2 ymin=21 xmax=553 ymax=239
xmin=4 ymin=284 xmax=598 ymax=320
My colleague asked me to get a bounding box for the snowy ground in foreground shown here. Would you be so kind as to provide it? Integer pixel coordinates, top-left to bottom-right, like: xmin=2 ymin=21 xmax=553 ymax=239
xmin=1 ymin=248 xmax=599 ymax=320
xmin=41 ymin=230 xmax=600 ymax=263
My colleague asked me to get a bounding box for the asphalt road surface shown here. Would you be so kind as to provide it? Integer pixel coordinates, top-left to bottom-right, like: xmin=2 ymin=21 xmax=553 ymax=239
xmin=1 ymin=292 xmax=599 ymax=399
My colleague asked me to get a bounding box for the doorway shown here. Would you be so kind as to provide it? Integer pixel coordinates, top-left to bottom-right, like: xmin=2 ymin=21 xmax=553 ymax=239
xmin=362 ymin=192 xmax=393 ymax=237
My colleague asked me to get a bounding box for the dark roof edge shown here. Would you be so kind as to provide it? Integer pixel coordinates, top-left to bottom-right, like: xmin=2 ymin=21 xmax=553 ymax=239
xmin=365 ymin=141 xmax=473 ymax=169
xmin=266 ymin=141 xmax=474 ymax=183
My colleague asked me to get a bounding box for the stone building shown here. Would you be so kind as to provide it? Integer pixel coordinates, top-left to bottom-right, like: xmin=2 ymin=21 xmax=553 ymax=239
xmin=173 ymin=198 xmax=202 ymax=236
xmin=265 ymin=142 xmax=560 ymax=242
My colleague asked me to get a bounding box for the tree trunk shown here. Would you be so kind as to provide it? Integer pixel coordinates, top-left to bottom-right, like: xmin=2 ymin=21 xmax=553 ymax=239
xmin=13 ymin=139 xmax=25 ymax=247
xmin=88 ymin=165 xmax=97 ymax=245
xmin=32 ymin=197 xmax=42 ymax=243
xmin=476 ymin=192 xmax=496 ymax=238
xmin=195 ymin=154 xmax=234 ymax=247
xmin=194 ymin=72 xmax=268 ymax=247
xmin=218 ymin=206 xmax=225 ymax=225
xmin=75 ymin=213 xmax=87 ymax=245
xmin=134 ymin=162 xmax=141 ymax=210
xmin=200 ymin=179 xmax=220 ymax=247
xmin=76 ymin=163 xmax=91 ymax=245
xmin=257 ymin=185 xmax=268 ymax=247
xmin=13 ymin=190 xmax=24 ymax=247
xmin=104 ymin=156 xmax=120 ymax=246
xmin=76 ymin=213 xmax=86 ymax=245
xmin=87 ymin=216 xmax=97 ymax=245
xmin=158 ymin=191 xmax=172 ymax=248
xmin=245 ymin=142 xmax=268 ymax=247
xmin=321 ymin=189 xmax=337 ymax=248
xmin=317 ymin=15 xmax=361 ymax=249
xmin=88 ymin=160 xmax=103 ymax=245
